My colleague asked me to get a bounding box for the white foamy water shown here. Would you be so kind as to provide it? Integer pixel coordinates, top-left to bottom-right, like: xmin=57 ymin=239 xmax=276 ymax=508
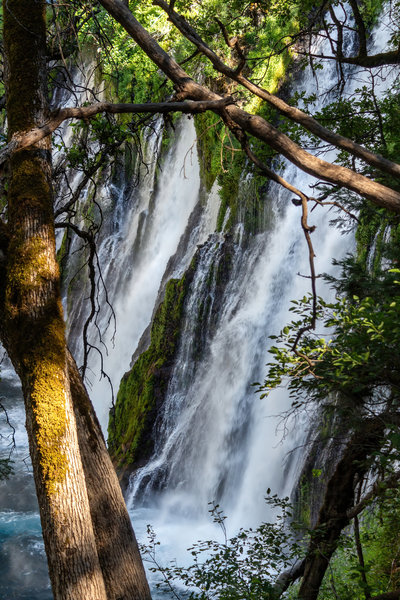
xmin=85 ymin=118 xmax=203 ymax=428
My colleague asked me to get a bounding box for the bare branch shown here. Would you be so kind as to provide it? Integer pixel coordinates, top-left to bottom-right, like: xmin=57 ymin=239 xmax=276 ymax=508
xmin=347 ymin=471 xmax=400 ymax=520
xmin=152 ymin=0 xmax=400 ymax=182
xmin=54 ymin=138 xmax=125 ymax=219
xmin=55 ymin=219 xmax=116 ymax=380
xmin=0 ymin=400 xmax=16 ymax=453
xmin=215 ymin=17 xmax=234 ymax=48
xmin=272 ymin=559 xmax=306 ymax=597
xmin=0 ymin=98 xmax=235 ymax=166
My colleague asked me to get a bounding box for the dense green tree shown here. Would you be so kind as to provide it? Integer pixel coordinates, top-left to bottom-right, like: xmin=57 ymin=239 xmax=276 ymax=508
xmin=256 ymin=260 xmax=400 ymax=599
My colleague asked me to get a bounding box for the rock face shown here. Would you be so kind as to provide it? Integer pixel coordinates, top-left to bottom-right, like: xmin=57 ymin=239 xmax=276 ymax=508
xmin=107 ymin=230 xmax=239 ymax=487
xmin=103 ymin=107 xmax=273 ymax=488
xmin=292 ymin=405 xmax=349 ymax=529
xmin=107 ymin=263 xmax=197 ymax=482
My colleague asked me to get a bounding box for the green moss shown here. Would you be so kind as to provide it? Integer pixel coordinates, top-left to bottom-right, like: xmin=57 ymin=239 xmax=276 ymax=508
xmin=8 ymin=150 xmax=52 ymax=215
xmin=57 ymin=229 xmax=68 ymax=266
xmin=6 ymin=152 xmax=55 ymax=320
xmin=6 ymin=227 xmax=69 ymax=497
xmin=355 ymin=206 xmax=396 ymax=273
xmin=217 ymin=169 xmax=241 ymax=231
xmin=195 ymin=99 xmax=283 ymax=236
xmin=6 ymin=224 xmax=69 ymax=497
xmin=296 ymin=474 xmax=312 ymax=528
xmin=194 ymin=112 xmax=222 ymax=193
xmin=27 ymin=313 xmax=69 ymax=497
xmin=123 ymin=140 xmax=140 ymax=184
xmin=215 ymin=164 xmax=271 ymax=234
xmin=355 ymin=210 xmax=382 ymax=266
xmin=108 ymin=263 xmax=196 ymax=471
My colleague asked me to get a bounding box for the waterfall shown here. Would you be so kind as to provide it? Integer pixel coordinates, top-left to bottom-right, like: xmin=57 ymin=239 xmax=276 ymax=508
xmin=81 ymin=118 xmax=203 ymax=428
xmin=127 ymin=153 xmax=349 ymax=532
xmin=124 ymin=7 xmax=399 ymax=572
xmin=0 ymin=8 xmax=398 ymax=599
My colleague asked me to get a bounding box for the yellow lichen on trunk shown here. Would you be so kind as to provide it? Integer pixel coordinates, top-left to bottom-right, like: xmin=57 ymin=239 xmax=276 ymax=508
xmin=27 ymin=319 xmax=70 ymax=497
xmin=3 ymin=2 xmax=111 ymax=598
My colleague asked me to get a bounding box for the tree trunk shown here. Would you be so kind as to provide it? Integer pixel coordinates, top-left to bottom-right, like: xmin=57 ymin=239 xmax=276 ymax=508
xmin=298 ymin=418 xmax=385 ymax=600
xmin=2 ymin=2 xmax=151 ymax=598
xmin=3 ymin=2 xmax=107 ymax=598
xmin=68 ymin=351 xmax=151 ymax=600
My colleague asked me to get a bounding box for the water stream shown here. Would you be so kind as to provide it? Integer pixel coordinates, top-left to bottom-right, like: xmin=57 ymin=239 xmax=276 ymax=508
xmin=125 ymin=9 xmax=399 ymax=588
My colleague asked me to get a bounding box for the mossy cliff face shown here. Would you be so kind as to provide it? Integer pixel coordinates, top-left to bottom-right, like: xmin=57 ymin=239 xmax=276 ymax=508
xmin=355 ymin=207 xmax=400 ymax=273
xmin=108 ymin=261 xmax=197 ymax=479
xmin=108 ymin=230 xmax=238 ymax=486
xmin=194 ymin=111 xmax=262 ymax=235
xmin=194 ymin=106 xmax=280 ymax=237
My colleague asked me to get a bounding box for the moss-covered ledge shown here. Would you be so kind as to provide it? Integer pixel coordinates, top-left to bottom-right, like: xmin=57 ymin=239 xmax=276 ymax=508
xmin=107 ymin=260 xmax=197 ymax=483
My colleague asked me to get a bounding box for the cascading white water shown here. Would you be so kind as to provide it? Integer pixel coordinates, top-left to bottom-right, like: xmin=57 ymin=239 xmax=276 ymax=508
xmin=0 ymin=115 xmax=212 ymax=599
xmin=124 ymin=7 xmax=399 ymax=576
xmin=81 ymin=118 xmax=204 ymax=428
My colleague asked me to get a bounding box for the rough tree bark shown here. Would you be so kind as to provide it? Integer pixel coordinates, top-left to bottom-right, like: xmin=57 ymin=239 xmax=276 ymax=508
xmin=2 ymin=2 xmax=151 ymax=598
xmin=298 ymin=417 xmax=386 ymax=600
xmin=3 ymin=2 xmax=107 ymax=598
xmin=68 ymin=351 xmax=151 ymax=599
